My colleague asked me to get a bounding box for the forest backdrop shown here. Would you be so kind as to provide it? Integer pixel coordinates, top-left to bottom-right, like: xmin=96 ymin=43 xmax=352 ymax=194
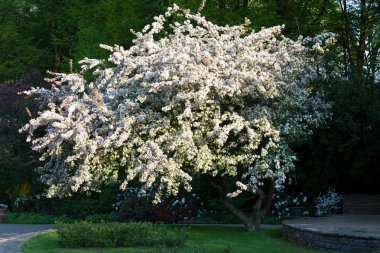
xmin=0 ymin=0 xmax=379 ymax=219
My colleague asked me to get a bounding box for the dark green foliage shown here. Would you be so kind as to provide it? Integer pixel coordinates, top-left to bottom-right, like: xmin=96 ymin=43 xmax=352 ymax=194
xmin=295 ymin=78 xmax=380 ymax=195
xmin=33 ymin=186 xmax=118 ymax=218
xmin=0 ymin=0 xmax=344 ymax=80
xmin=56 ymin=222 xmax=188 ymax=248
xmin=5 ymin=211 xmax=116 ymax=224
xmin=0 ymin=22 xmax=45 ymax=81
xmin=114 ymin=187 xmax=204 ymax=223
xmin=0 ymin=70 xmax=48 ymax=207
xmin=73 ymin=0 xmax=164 ymax=68
xmin=84 ymin=213 xmax=116 ymax=223
xmin=5 ymin=212 xmax=75 ymax=224
xmin=0 ymin=0 xmax=47 ymax=81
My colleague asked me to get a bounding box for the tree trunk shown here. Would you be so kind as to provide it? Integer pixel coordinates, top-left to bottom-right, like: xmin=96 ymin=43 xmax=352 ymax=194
xmin=54 ymin=45 xmax=61 ymax=71
xmin=217 ymin=175 xmax=274 ymax=231
xmin=51 ymin=20 xmax=61 ymax=71
xmin=340 ymin=0 xmax=356 ymax=69
xmin=357 ymin=0 xmax=368 ymax=75
xmin=223 ymin=197 xmax=256 ymax=231
xmin=369 ymin=45 xmax=379 ymax=84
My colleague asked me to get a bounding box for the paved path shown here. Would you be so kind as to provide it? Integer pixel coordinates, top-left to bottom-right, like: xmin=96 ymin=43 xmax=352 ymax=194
xmin=176 ymin=223 xmax=282 ymax=229
xmin=0 ymin=224 xmax=53 ymax=253
xmin=283 ymin=215 xmax=380 ymax=252
xmin=283 ymin=214 xmax=380 ymax=238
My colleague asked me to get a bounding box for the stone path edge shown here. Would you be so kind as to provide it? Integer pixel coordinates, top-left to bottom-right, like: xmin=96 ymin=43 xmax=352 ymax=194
xmin=283 ymin=222 xmax=380 ymax=239
xmin=283 ymin=223 xmax=380 ymax=252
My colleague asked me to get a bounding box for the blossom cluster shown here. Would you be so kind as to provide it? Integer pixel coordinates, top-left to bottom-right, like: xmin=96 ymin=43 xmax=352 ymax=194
xmin=21 ymin=5 xmax=330 ymax=203
xmin=13 ymin=194 xmax=34 ymax=212
xmin=315 ymin=188 xmax=342 ymax=216
xmin=272 ymin=192 xmax=309 ymax=219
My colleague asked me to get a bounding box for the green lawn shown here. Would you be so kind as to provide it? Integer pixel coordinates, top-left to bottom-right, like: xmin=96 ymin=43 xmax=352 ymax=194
xmin=23 ymin=226 xmax=331 ymax=253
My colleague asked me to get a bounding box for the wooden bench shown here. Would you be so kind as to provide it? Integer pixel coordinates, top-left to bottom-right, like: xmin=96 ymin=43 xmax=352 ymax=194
xmin=342 ymin=195 xmax=380 ymax=214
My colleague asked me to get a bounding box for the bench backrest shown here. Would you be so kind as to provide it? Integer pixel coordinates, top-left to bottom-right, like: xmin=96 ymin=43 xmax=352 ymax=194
xmin=343 ymin=195 xmax=380 ymax=214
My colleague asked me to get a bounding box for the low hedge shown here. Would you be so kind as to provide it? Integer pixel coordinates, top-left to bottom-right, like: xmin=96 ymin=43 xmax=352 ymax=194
xmin=56 ymin=222 xmax=187 ymax=248
xmin=5 ymin=212 xmax=75 ymax=224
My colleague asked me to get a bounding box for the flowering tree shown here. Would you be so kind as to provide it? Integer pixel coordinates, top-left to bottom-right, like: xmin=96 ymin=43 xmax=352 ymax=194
xmin=21 ymin=5 xmax=331 ymax=231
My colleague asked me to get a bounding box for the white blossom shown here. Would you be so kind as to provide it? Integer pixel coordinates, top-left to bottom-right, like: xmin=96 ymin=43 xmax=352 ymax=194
xmin=21 ymin=5 xmax=330 ymax=202
xmin=315 ymin=188 xmax=342 ymax=216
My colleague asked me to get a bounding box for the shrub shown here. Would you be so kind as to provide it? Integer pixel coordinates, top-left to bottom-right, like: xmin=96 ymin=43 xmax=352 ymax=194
xmin=114 ymin=188 xmax=205 ymax=224
xmin=5 ymin=212 xmax=74 ymax=224
xmin=13 ymin=194 xmax=34 ymax=212
xmin=272 ymin=192 xmax=309 ymax=219
xmin=84 ymin=213 xmax=116 ymax=223
xmin=315 ymin=188 xmax=342 ymax=216
xmin=56 ymin=222 xmax=187 ymax=248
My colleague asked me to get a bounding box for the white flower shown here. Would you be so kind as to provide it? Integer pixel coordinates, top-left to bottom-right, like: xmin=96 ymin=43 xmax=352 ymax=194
xmin=20 ymin=5 xmax=330 ymax=202
xmin=315 ymin=188 xmax=342 ymax=216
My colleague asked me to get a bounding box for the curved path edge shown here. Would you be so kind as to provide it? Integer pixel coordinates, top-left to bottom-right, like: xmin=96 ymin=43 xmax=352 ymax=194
xmin=0 ymin=231 xmax=47 ymax=253
xmin=283 ymin=223 xmax=380 ymax=252
xmin=0 ymin=224 xmax=54 ymax=253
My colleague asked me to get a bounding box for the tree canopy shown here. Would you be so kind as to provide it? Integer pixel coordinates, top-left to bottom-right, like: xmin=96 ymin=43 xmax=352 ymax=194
xmin=21 ymin=6 xmax=332 ymax=230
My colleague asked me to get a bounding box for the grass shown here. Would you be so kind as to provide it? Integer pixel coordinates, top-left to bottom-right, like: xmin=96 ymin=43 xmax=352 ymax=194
xmin=22 ymin=226 xmax=331 ymax=253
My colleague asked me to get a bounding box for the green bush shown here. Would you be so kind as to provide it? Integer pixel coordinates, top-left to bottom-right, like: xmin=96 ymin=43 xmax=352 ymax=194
xmin=84 ymin=213 xmax=116 ymax=223
xmin=56 ymin=222 xmax=188 ymax=248
xmin=5 ymin=212 xmax=75 ymax=224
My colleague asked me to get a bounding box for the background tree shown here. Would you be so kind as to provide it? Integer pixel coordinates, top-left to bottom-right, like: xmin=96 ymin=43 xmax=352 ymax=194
xmin=294 ymin=0 xmax=380 ymax=196
xmin=0 ymin=70 xmax=48 ymax=205
xmin=0 ymin=0 xmax=46 ymax=81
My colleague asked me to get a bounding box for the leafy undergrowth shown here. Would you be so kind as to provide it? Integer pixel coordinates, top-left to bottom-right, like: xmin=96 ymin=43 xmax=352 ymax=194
xmin=5 ymin=212 xmax=116 ymax=224
xmin=5 ymin=212 xmax=75 ymax=224
xmin=5 ymin=211 xmax=282 ymax=225
xmin=23 ymin=226 xmax=331 ymax=253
